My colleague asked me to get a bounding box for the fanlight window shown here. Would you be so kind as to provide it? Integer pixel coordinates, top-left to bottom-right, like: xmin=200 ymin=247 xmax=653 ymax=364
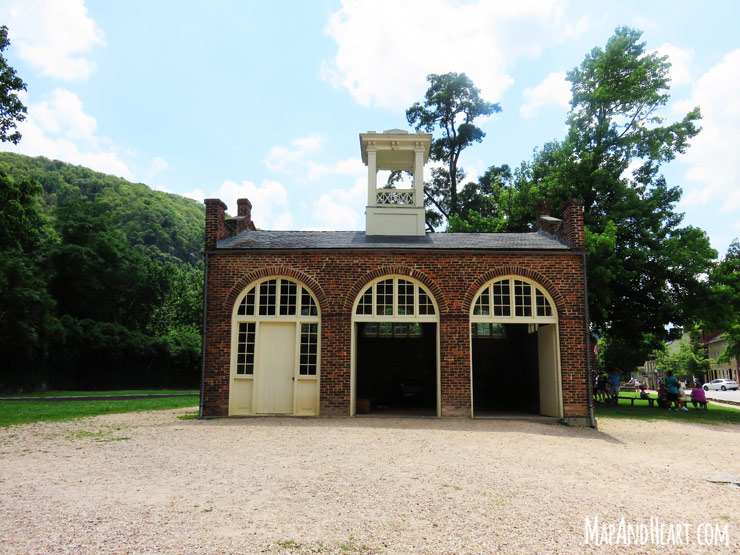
xmin=234 ymin=278 xmax=320 ymax=377
xmin=355 ymin=277 xmax=436 ymax=319
xmin=472 ymin=278 xmax=554 ymax=320
xmin=237 ymin=278 xmax=318 ymax=317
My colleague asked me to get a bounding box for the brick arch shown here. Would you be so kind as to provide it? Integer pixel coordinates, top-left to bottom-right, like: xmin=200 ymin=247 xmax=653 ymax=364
xmin=343 ymin=265 xmax=449 ymax=314
xmin=464 ymin=266 xmax=566 ymax=315
xmin=222 ymin=266 xmax=328 ymax=314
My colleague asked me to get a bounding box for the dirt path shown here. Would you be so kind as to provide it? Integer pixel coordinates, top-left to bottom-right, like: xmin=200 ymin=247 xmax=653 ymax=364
xmin=1 ymin=411 xmax=739 ymax=554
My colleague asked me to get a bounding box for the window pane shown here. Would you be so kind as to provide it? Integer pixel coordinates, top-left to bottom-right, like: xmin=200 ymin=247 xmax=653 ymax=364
xmin=237 ymin=287 xmax=256 ymax=316
xmin=300 ymin=289 xmax=318 ymax=316
xmin=474 ymin=288 xmax=490 ymax=316
xmin=514 ymin=280 xmax=532 ymax=317
xmin=378 ymin=322 xmax=392 ymax=336
xmin=258 ymin=280 xmax=277 ymax=315
xmin=492 ymin=281 xmax=510 ymax=317
xmin=279 ymin=280 xmax=297 ymax=316
xmin=236 ymin=322 xmax=256 ymax=374
xmin=397 ymin=279 xmax=414 ymax=316
xmin=418 ymin=288 xmax=435 ymax=315
xmin=376 ymin=279 xmax=393 ymax=316
xmin=299 ymin=323 xmax=318 ymax=375
xmin=356 ymin=287 xmax=373 ymax=315
xmin=535 ymin=290 xmax=552 ymax=317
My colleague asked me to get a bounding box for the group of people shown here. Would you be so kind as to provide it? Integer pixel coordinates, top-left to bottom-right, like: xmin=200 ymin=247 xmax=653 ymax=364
xmin=593 ymin=369 xmax=708 ymax=410
xmin=593 ymin=369 xmax=623 ymax=404
xmin=656 ymin=370 xmax=707 ymax=410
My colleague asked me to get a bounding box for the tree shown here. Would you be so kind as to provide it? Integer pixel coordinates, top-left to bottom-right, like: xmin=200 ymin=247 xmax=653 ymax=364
xmin=406 ymin=73 xmax=500 ymax=224
xmin=651 ymin=332 xmax=710 ymax=379
xmin=0 ymin=171 xmax=57 ymax=391
xmin=0 ymin=26 xmax=27 ymax=144
xmin=460 ymin=27 xmax=716 ymax=368
xmin=704 ymin=240 xmax=740 ymax=361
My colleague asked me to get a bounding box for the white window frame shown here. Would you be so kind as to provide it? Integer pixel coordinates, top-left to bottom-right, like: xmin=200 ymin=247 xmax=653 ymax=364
xmin=229 ymin=276 xmax=321 ymax=415
xmin=470 ymin=277 xmax=558 ymax=325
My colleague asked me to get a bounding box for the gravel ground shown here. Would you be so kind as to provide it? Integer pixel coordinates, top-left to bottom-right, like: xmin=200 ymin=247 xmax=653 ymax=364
xmin=1 ymin=410 xmax=739 ymax=554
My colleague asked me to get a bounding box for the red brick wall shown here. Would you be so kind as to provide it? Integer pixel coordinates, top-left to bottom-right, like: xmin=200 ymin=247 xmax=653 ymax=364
xmin=202 ymin=250 xmax=589 ymax=419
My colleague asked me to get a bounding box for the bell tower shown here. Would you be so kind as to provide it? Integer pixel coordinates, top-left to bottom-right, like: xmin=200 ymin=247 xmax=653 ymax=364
xmin=360 ymin=129 xmax=432 ymax=236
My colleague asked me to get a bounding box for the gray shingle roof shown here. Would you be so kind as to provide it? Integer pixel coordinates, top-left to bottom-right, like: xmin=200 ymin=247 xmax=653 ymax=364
xmin=216 ymin=230 xmax=572 ymax=251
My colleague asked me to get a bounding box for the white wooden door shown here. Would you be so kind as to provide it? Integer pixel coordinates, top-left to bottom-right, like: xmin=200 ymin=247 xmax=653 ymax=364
xmin=256 ymin=322 xmax=296 ymax=414
xmin=537 ymin=324 xmax=561 ymax=417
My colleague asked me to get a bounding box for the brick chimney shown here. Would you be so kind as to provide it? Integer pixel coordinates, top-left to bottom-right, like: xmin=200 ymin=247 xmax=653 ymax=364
xmin=533 ymin=199 xmax=562 ymax=236
xmin=559 ymin=198 xmax=585 ymax=249
xmin=204 ymin=198 xmax=228 ymax=250
xmin=236 ymin=198 xmax=256 ymax=232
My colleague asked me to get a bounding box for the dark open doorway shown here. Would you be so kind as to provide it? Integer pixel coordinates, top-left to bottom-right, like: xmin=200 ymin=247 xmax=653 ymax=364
xmin=472 ymin=323 xmax=540 ymax=415
xmin=355 ymin=322 xmax=437 ymax=415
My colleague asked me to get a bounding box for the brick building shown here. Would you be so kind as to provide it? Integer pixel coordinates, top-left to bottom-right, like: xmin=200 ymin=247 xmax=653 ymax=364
xmin=201 ymin=130 xmax=592 ymax=425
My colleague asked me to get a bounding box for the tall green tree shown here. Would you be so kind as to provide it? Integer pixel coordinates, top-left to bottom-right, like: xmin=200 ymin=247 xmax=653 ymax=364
xmin=459 ymin=27 xmax=715 ymax=369
xmin=0 ymin=26 xmax=27 ymax=144
xmin=0 ymin=171 xmax=57 ymax=390
xmin=704 ymin=240 xmax=740 ymax=361
xmin=406 ymin=72 xmax=500 ymax=224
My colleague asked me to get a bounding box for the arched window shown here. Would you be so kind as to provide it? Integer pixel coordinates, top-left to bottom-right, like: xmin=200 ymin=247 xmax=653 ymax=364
xmin=354 ymin=276 xmax=437 ymax=320
xmin=471 ymin=277 xmax=556 ymax=322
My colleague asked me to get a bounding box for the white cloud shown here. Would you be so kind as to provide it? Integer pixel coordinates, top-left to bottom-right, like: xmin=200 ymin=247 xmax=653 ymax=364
xmin=264 ymin=134 xmax=365 ymax=183
xmin=182 ymin=188 xmax=204 ymax=202
xmin=563 ymin=15 xmax=591 ymax=39
xmin=520 ymin=71 xmax=570 ymax=119
xmin=212 ymin=179 xmax=293 ymax=230
xmin=322 ymin=0 xmax=578 ymax=110
xmin=677 ymin=50 xmax=740 ymax=214
xmin=0 ymin=0 xmax=105 ymax=81
xmin=311 ymin=176 xmax=366 ymax=230
xmin=655 ymin=43 xmax=694 ymax=86
xmin=264 ymin=134 xmax=324 ymax=174
xmin=0 ymin=88 xmax=132 ymax=178
xmin=150 ymin=156 xmax=169 ymax=173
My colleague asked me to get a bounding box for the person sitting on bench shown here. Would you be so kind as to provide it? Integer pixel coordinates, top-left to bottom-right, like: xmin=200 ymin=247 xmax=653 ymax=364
xmin=657 ymin=385 xmax=669 ymax=409
xmin=690 ymin=385 xmax=708 ymax=409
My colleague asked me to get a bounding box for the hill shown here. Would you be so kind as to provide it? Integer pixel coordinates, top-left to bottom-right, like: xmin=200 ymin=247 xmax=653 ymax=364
xmin=0 ymin=153 xmax=204 ymax=392
xmin=0 ymin=152 xmax=204 ymax=265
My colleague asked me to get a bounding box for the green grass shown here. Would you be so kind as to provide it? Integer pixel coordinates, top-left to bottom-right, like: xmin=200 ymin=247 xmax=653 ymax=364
xmin=0 ymin=396 xmax=198 ymax=427
xmin=2 ymin=389 xmax=198 ymax=398
xmin=595 ymin=391 xmax=740 ymax=425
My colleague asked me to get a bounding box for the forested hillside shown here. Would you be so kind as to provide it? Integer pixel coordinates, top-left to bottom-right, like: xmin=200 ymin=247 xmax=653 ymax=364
xmin=0 ymin=152 xmax=204 ymax=263
xmin=0 ymin=153 xmax=205 ymax=392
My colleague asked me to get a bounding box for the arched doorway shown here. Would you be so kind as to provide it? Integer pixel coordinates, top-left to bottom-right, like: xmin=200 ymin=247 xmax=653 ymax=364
xmin=229 ymin=277 xmax=320 ymax=416
xmin=351 ymin=275 xmax=440 ymax=416
xmin=470 ymin=276 xmax=561 ymax=417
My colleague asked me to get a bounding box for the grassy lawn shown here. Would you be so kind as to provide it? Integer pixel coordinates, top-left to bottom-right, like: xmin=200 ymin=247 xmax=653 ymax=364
xmin=595 ymin=391 xmax=740 ymax=425
xmin=2 ymin=389 xmax=198 ymax=398
xmin=0 ymin=396 xmax=198 ymax=427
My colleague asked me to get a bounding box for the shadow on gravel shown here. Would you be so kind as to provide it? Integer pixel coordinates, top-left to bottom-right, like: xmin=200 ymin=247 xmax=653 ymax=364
xmin=197 ymin=415 xmax=624 ymax=443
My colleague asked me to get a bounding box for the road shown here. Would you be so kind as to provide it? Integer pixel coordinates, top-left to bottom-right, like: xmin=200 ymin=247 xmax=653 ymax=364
xmin=704 ymin=388 xmax=740 ymax=405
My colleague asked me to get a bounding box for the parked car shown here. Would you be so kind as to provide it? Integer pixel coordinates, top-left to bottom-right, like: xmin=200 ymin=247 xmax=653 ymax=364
xmin=703 ymin=379 xmax=740 ymax=391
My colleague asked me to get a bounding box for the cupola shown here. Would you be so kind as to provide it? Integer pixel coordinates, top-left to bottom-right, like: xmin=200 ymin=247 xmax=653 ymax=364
xmin=360 ymin=129 xmax=432 ymax=236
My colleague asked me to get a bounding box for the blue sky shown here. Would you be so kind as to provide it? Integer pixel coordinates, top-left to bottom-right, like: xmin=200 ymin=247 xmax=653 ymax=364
xmin=1 ymin=0 xmax=739 ymax=255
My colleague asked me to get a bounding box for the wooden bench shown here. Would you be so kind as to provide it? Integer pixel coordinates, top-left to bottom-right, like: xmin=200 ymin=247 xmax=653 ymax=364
xmin=615 ymin=396 xmax=708 ymax=410
xmin=616 ymin=396 xmax=655 ymax=407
